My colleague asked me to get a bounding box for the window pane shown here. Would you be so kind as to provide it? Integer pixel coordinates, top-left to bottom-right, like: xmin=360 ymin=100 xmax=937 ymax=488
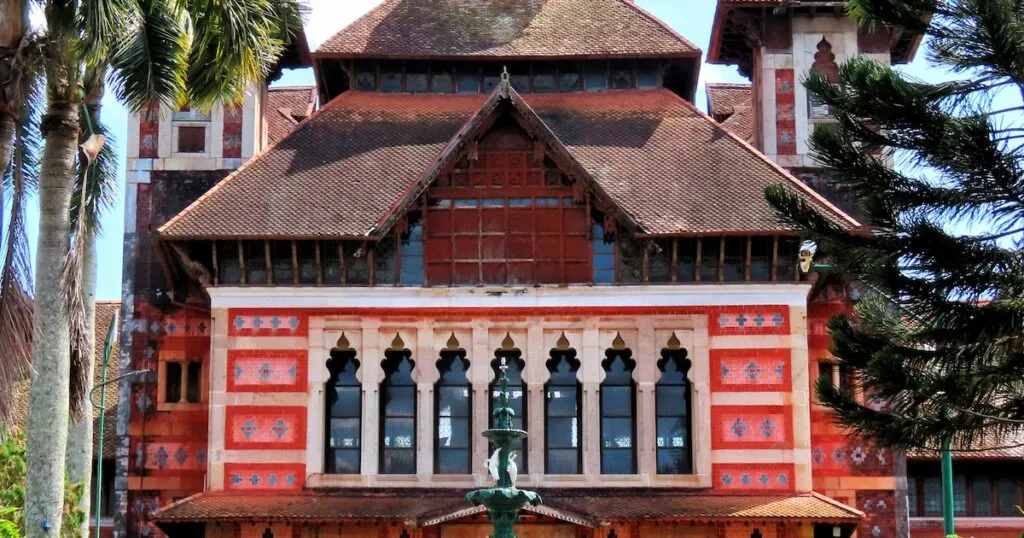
xmin=601 ymin=386 xmax=632 ymax=417
xmin=656 ymin=417 xmax=688 ymax=448
xmin=657 ymin=448 xmax=689 ymax=474
xmin=185 ymin=362 xmax=202 ymax=403
xmin=510 ymin=74 xmax=530 ymax=93
xmin=618 ymin=237 xmax=642 ymax=284
xmin=297 ymin=241 xmax=317 ymax=284
xmin=328 ymin=418 xmax=361 ymax=449
xmin=383 ymin=418 xmax=415 ymax=448
xmin=534 ymin=72 xmax=556 ymax=93
xmin=437 ymin=417 xmax=470 ymax=448
xmin=432 ymin=71 xmax=453 ymax=93
xmin=330 ymin=449 xmax=360 ymax=474
xmin=656 ymin=387 xmax=687 ymax=417
xmin=272 ymin=241 xmax=294 ymax=284
xmin=407 ymin=73 xmax=428 ymax=93
xmin=374 ymin=236 xmax=398 ymax=285
xmin=602 ymin=418 xmax=633 ymax=448
xmin=973 ymin=476 xmax=992 ymax=516
xmin=585 ymin=64 xmax=607 ymax=91
xmin=997 ymin=479 xmax=1018 ymax=515
xmin=344 ymin=243 xmax=369 ymax=285
xmin=610 ymin=61 xmax=631 ymax=89
xmin=380 ymin=70 xmax=402 ymax=93
xmin=165 ymin=362 xmax=182 ymax=403
xmin=383 ymin=386 xmax=416 ymax=416
xmin=908 ymin=477 xmax=918 ymax=516
xmin=636 ymin=61 xmax=660 ymax=88
xmin=602 ymin=449 xmax=634 ymax=474
xmin=381 ymin=449 xmax=415 ymax=474
xmin=355 ymin=70 xmax=376 ymax=91
xmin=923 ymin=478 xmax=942 ymax=516
xmin=321 ymin=242 xmax=341 ymax=285
xmin=177 ymin=126 xmax=206 ymax=153
xmin=649 ymin=238 xmax=672 ymax=283
xmin=437 ymin=449 xmax=470 ymax=474
xmin=547 ymin=449 xmax=579 ymax=474
xmin=457 ymin=69 xmax=480 ymax=93
xmin=559 ymin=65 xmax=581 ymax=92
xmin=331 ymin=387 xmax=361 ymax=418
xmin=676 ymin=239 xmax=696 ymax=282
xmin=724 ymin=237 xmax=745 ymax=281
xmin=218 ymin=242 xmax=241 ymax=284
xmin=546 ymin=387 xmax=578 ymax=416
xmin=547 ymin=417 xmax=579 ymax=448
xmin=700 ymin=238 xmax=720 ymax=281
xmin=400 ymin=219 xmax=425 ymax=286
xmin=777 ymin=236 xmax=800 ymax=281
xmin=484 ymin=74 xmax=501 ymax=93
xmin=592 ymin=220 xmax=615 ymax=284
xmin=818 ymin=362 xmax=834 ymax=386
xmin=751 ymin=237 xmax=772 ymax=281
xmin=245 ymin=240 xmax=267 ymax=285
xmin=954 ymin=475 xmax=967 ymax=516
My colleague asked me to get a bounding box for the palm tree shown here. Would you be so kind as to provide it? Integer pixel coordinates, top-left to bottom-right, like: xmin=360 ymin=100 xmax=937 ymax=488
xmin=15 ymin=2 xmax=303 ymax=536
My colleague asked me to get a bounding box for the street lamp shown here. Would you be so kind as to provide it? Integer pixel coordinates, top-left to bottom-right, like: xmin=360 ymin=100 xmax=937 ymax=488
xmin=88 ymin=308 xmax=151 ymax=538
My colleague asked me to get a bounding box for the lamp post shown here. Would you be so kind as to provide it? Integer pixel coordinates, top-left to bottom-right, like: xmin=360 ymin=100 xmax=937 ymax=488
xmin=88 ymin=308 xmax=151 ymax=537
xmin=466 ymin=358 xmax=542 ymax=538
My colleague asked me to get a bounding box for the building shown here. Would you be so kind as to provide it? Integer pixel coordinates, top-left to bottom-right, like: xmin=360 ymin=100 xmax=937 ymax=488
xmin=106 ymin=1 xmax=1005 ymax=537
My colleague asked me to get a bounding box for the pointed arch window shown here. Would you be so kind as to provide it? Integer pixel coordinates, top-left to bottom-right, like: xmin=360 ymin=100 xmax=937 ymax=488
xmin=656 ymin=342 xmax=693 ymax=474
xmin=380 ymin=338 xmax=416 ymax=474
xmin=491 ymin=338 xmax=527 ymax=473
xmin=435 ymin=337 xmax=472 ymax=474
xmin=325 ymin=339 xmax=361 ymax=474
xmin=600 ymin=340 xmax=637 ymax=474
xmin=545 ymin=338 xmax=581 ymax=474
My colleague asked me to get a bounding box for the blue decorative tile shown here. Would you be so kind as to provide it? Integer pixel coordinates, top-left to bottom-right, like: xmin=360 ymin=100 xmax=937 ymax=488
xmin=740 ymin=473 xmax=751 ymax=485
xmin=230 ymin=474 xmax=242 ymax=486
xmin=288 ymin=364 xmax=297 ymax=381
xmin=721 ymin=474 xmax=733 ymax=486
xmin=833 ymin=447 xmax=846 ymax=463
xmin=194 ymin=448 xmax=208 ymax=465
xmin=234 ymin=316 xmax=245 ymax=329
xmin=744 ymin=362 xmax=761 ymax=381
xmin=731 ymin=418 xmax=749 ymax=438
xmin=720 ymin=363 xmax=730 ymax=380
xmin=288 ymin=316 xmax=300 ymax=329
xmin=155 ymin=447 xmax=169 ymax=468
xmin=268 ymin=474 xmax=279 ymax=486
xmin=812 ymin=447 xmax=825 ymax=464
xmin=174 ymin=447 xmax=189 ymax=466
xmin=259 ymin=363 xmax=274 ymax=381
xmin=759 ymin=418 xmax=776 ymax=438
xmin=252 ymin=316 xmax=264 ymax=329
xmin=234 ymin=364 xmax=244 ymax=381
xmin=285 ymin=474 xmax=297 ymax=486
xmin=772 ymin=313 xmax=785 ymax=326
xmin=774 ymin=363 xmax=785 ymax=380
xmin=777 ymin=474 xmax=789 ymax=485
xmin=272 ymin=419 xmax=288 ymax=439
xmin=735 ymin=314 xmax=747 ymax=327
xmin=270 ymin=316 xmax=282 ymax=329
xmin=241 ymin=419 xmax=258 ymax=439
xmin=753 ymin=313 xmax=765 ymax=327
xmin=249 ymin=474 xmax=260 ymax=486
xmin=718 ymin=314 xmax=731 ymax=328
xmin=758 ymin=473 xmax=769 ymax=485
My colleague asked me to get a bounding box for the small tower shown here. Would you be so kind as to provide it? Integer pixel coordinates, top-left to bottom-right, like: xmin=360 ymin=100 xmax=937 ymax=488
xmin=708 ymin=1 xmax=924 ymax=170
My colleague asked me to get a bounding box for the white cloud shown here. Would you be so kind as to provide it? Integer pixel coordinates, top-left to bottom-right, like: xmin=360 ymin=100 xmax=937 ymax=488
xmin=302 ymin=0 xmax=385 ymax=50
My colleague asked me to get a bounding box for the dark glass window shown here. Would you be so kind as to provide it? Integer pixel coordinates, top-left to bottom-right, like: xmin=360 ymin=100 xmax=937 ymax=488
xmin=592 ymin=218 xmax=615 ymax=284
xmin=436 ymin=348 xmax=472 ymax=474
xmin=344 ymin=242 xmax=369 ymax=285
xmin=610 ymin=61 xmax=632 ymax=89
xmin=954 ymin=474 xmax=968 ymax=516
xmin=974 ymin=476 xmax=992 ymax=515
xmin=244 ymin=240 xmax=267 ymax=285
xmin=272 ymin=241 xmax=294 ymax=284
xmin=923 ymin=477 xmax=942 ymax=516
xmin=400 ymin=215 xmax=425 ymax=286
xmin=432 ymin=70 xmax=454 ymax=93
xmin=484 ymin=72 xmax=501 ymax=93
xmin=374 ymin=236 xmax=398 ymax=285
xmin=723 ymin=237 xmax=745 ymax=282
xmin=838 ymin=364 xmax=856 ymax=393
xmin=297 ymin=241 xmax=318 ymax=284
xmin=656 ymin=348 xmax=692 ymax=474
xmin=510 ymin=74 xmax=530 ymax=93
xmin=777 ymin=236 xmax=800 ymax=281
xmin=558 ymin=63 xmax=582 ymax=92
xmin=491 ymin=349 xmax=527 ymax=473
xmin=380 ymin=64 xmax=402 ymax=93
xmin=908 ymin=476 xmax=918 ymax=516
xmin=649 ymin=239 xmax=672 ymax=283
xmin=699 ymin=237 xmax=720 ymax=282
xmin=584 ymin=63 xmax=608 ymax=91
xmin=818 ymin=361 xmax=835 ymax=388
xmin=89 ymin=460 xmax=114 ymax=518
xmin=177 ymin=126 xmax=206 ymax=153
xmin=355 ymin=67 xmax=376 ymax=91
xmin=380 ymin=348 xmax=416 ymax=474
xmin=676 ymin=239 xmax=696 ymax=282
xmin=321 ymin=241 xmax=342 ymax=285
xmin=909 ymin=465 xmax=1021 ymax=517
xmin=600 ymin=347 xmax=636 ymax=474
xmin=218 ymin=242 xmax=241 ymax=285
xmin=636 ymin=61 xmax=660 ymax=89
xmin=185 ymin=361 xmax=202 ymax=403
xmin=751 ymin=237 xmax=772 ymax=281
xmin=533 ymin=65 xmax=556 ymax=93
xmin=997 ymin=478 xmax=1019 ymax=515
xmin=325 ymin=348 xmax=361 ymax=474
xmin=165 ymin=362 xmax=182 ymax=403
xmin=457 ymin=68 xmax=480 ymax=93
xmin=618 ymin=237 xmax=643 ymax=284
xmin=545 ymin=347 xmax=581 ymax=474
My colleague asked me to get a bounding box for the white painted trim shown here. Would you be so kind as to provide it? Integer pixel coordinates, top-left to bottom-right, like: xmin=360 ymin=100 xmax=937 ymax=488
xmin=208 ymin=284 xmax=813 ymax=310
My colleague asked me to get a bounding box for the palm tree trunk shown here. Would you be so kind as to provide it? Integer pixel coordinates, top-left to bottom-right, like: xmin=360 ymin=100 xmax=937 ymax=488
xmin=24 ymin=98 xmax=79 ymax=538
xmin=0 ymin=115 xmax=14 ymax=178
xmin=66 ymin=235 xmax=96 ymax=537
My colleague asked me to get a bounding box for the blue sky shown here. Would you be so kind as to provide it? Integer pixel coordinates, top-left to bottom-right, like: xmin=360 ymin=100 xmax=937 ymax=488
xmin=39 ymin=0 xmax=980 ymax=300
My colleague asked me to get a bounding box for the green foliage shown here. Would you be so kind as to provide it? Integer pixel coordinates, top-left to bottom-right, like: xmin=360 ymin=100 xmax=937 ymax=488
xmin=0 ymin=432 xmax=85 ymax=538
xmin=765 ymin=0 xmax=1024 ymax=451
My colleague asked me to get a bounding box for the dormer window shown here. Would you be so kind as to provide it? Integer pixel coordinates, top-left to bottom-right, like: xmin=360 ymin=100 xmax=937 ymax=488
xmin=172 ymin=106 xmax=210 ymax=154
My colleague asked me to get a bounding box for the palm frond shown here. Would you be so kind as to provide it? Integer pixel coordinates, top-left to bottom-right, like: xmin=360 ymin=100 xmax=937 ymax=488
xmin=107 ymin=0 xmax=189 ymax=111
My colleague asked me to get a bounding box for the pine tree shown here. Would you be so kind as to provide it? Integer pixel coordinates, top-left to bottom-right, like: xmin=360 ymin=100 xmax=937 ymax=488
xmin=765 ymin=0 xmax=1024 ymax=453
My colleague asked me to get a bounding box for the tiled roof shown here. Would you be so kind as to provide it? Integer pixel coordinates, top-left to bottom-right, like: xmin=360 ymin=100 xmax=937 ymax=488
xmin=909 ymin=429 xmax=1024 ymax=460
xmin=315 ymin=0 xmax=699 ymax=59
xmin=155 ymin=490 xmax=863 ymax=525
xmin=706 ymin=83 xmax=754 ymax=143
xmin=266 ymin=86 xmax=317 ymax=146
xmin=10 ymin=301 xmax=120 ymax=459
xmin=160 ymin=88 xmax=857 ymax=239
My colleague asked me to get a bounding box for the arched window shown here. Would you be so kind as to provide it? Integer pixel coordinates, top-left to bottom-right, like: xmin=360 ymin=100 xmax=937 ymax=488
xmin=435 ymin=336 xmax=472 ymax=474
xmin=600 ymin=339 xmax=636 ymax=474
xmin=380 ymin=335 xmax=416 ymax=474
xmin=544 ymin=336 xmax=581 ymax=474
xmin=491 ymin=335 xmax=527 ymax=473
xmin=656 ymin=339 xmax=692 ymax=474
xmin=325 ymin=336 xmax=361 ymax=474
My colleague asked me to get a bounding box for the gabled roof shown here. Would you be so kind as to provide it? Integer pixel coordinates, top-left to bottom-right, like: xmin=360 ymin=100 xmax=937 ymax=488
xmin=159 ymin=86 xmax=858 ymax=240
xmin=266 ymin=86 xmax=317 ymax=146
xmin=314 ymin=0 xmax=700 ymax=59
xmin=706 ymin=82 xmax=754 ymax=143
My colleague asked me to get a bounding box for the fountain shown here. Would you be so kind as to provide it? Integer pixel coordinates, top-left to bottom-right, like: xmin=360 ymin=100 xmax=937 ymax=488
xmin=465 ymin=358 xmax=543 ymax=538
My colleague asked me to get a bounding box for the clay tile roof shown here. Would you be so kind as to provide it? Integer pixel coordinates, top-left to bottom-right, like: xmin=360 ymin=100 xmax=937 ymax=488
xmin=160 ymin=88 xmax=857 ymax=240
xmin=154 ymin=490 xmax=863 ymax=525
xmin=266 ymin=86 xmax=317 ymax=146
xmin=9 ymin=301 xmax=120 ymax=459
xmin=909 ymin=429 xmax=1024 ymax=460
xmin=315 ymin=0 xmax=700 ymax=59
xmin=706 ymin=83 xmax=754 ymax=143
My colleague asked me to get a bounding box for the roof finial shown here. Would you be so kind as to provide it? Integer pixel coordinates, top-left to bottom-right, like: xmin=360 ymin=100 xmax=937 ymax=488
xmin=499 ymin=65 xmax=511 ymax=98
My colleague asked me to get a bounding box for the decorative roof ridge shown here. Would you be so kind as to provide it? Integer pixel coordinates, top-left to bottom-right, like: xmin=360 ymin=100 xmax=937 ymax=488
xmin=807 ymin=491 xmax=866 ymax=518
xmin=157 ymin=90 xmax=357 ymax=238
xmin=706 ymin=82 xmax=752 ymax=89
xmin=659 ymin=87 xmax=862 ymax=229
xmin=268 ymin=85 xmax=317 ymax=92
xmin=614 ymin=0 xmax=703 ymax=56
